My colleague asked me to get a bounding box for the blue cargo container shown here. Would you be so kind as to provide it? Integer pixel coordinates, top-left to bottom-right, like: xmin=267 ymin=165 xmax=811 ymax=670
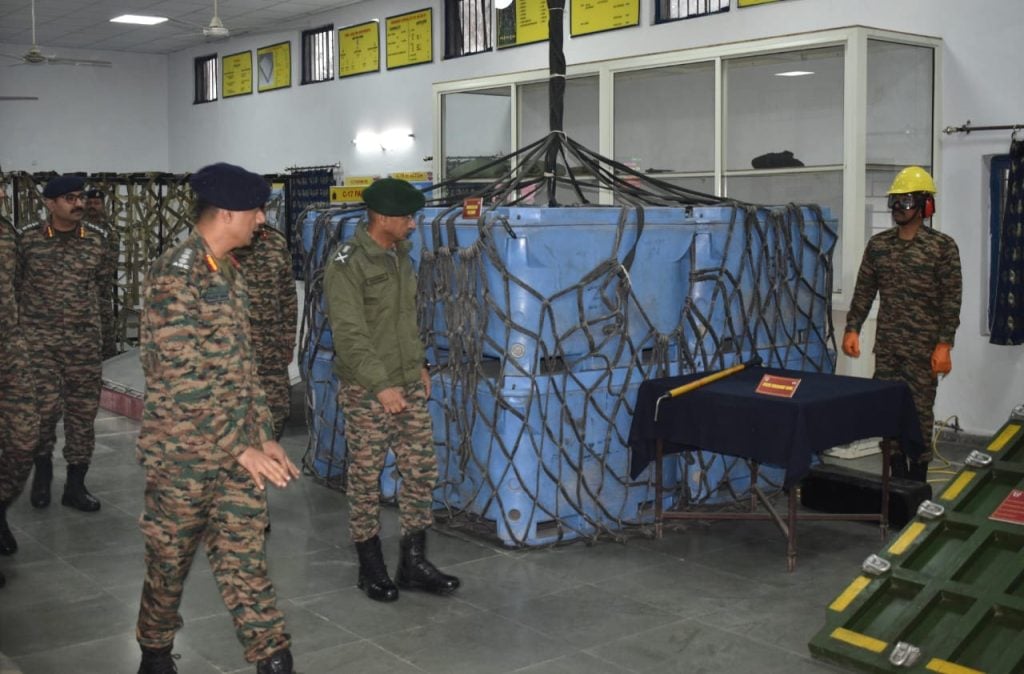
xmin=431 ymin=366 xmax=680 ymax=546
xmin=307 ymin=352 xmax=400 ymax=498
xmin=299 ymin=204 xmax=837 ymax=544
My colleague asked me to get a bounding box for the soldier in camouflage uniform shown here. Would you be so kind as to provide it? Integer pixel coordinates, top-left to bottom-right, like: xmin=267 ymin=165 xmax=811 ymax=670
xmin=0 ymin=186 xmax=40 ymax=576
xmin=844 ymin=166 xmax=962 ymax=482
xmin=234 ymin=223 xmax=298 ymax=440
xmin=84 ymin=188 xmax=121 ymax=360
xmin=15 ymin=175 xmax=117 ymax=512
xmin=324 ymin=178 xmax=460 ymax=603
xmin=135 ymin=163 xmax=299 ymax=674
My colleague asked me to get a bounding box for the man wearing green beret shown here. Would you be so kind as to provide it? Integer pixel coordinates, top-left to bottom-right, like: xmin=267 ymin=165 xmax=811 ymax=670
xmin=324 ymin=178 xmax=460 ymax=602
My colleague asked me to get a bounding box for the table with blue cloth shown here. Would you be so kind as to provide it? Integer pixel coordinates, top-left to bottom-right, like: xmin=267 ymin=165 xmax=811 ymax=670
xmin=628 ymin=366 xmax=924 ymax=570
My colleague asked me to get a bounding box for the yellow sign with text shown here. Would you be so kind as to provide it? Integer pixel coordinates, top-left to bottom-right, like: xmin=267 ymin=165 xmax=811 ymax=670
xmin=330 ymin=186 xmax=365 ymax=204
xmin=256 ymin=42 xmax=290 ymax=92
xmin=339 ymin=21 xmax=380 ymax=78
xmin=386 ymin=8 xmax=432 ymax=70
xmin=222 ymin=51 xmax=253 ymax=98
xmin=738 ymin=0 xmax=787 ymax=6
xmin=498 ymin=0 xmax=549 ymax=48
xmin=343 ymin=176 xmax=377 ymax=187
xmin=390 ymin=171 xmax=432 ymax=182
xmin=570 ymin=0 xmax=640 ymax=37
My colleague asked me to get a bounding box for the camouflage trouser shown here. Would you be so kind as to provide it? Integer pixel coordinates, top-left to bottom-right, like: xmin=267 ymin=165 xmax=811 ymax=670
xmin=258 ymin=366 xmax=291 ymax=441
xmin=339 ymin=380 xmax=438 ymax=542
xmin=29 ymin=342 xmax=101 ymax=465
xmin=0 ymin=350 xmax=39 ymax=504
xmin=137 ymin=459 xmax=289 ymax=663
xmin=874 ymin=350 xmax=937 ymax=465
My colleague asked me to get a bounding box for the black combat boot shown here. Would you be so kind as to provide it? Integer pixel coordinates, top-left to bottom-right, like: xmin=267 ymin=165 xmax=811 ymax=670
xmin=256 ymin=647 xmax=293 ymax=674
xmin=138 ymin=645 xmax=178 ymax=674
xmin=62 ymin=464 xmax=101 ymax=512
xmin=30 ymin=455 xmax=52 ymax=508
xmin=395 ymin=530 xmax=461 ymax=595
xmin=0 ymin=501 xmax=16 ymax=555
xmin=354 ymin=535 xmax=399 ymax=602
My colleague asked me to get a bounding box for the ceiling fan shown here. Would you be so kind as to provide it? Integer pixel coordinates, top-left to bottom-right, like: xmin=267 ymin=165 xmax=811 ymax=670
xmin=0 ymin=0 xmax=112 ymax=67
xmin=170 ymin=0 xmax=235 ymax=41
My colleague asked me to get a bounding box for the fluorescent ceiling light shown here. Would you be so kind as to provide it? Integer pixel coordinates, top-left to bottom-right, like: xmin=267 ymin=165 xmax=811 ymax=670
xmin=110 ymin=14 xmax=168 ymax=25
xmin=495 ymin=0 xmax=515 ymax=9
xmin=774 ymin=70 xmax=814 ymax=77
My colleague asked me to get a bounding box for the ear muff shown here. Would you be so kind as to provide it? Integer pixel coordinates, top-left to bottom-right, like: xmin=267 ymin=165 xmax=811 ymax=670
xmin=923 ymin=194 xmax=935 ymax=218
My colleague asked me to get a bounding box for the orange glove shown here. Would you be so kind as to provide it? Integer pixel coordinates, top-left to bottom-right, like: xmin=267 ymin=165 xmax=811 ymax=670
xmin=842 ymin=331 xmax=860 ymax=358
xmin=931 ymin=343 xmax=952 ymax=376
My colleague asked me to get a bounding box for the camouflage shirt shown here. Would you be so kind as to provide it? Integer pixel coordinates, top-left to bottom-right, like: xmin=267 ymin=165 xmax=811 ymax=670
xmin=0 ymin=217 xmax=27 ymax=366
xmin=324 ymin=225 xmax=425 ymax=394
xmin=85 ymin=216 xmax=121 ymax=357
xmin=15 ymin=219 xmax=116 ymax=350
xmin=233 ymin=225 xmax=297 ymax=371
xmin=137 ymin=230 xmax=274 ymax=470
xmin=846 ymin=226 xmax=962 ymax=357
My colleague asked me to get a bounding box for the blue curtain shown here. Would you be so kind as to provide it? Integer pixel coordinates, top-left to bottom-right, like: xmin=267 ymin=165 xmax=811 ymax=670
xmin=990 ymin=139 xmax=1024 ymax=344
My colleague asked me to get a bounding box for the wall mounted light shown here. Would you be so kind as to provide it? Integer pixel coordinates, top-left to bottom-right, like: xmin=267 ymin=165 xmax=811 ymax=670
xmin=495 ymin=0 xmax=515 ymax=9
xmin=352 ymin=128 xmax=415 ymax=152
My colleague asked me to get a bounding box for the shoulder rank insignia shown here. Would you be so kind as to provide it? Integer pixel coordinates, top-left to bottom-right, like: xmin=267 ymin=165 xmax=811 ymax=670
xmin=172 ymin=247 xmax=196 ymax=272
xmin=15 ymin=222 xmax=42 ymax=237
xmin=334 ymin=244 xmax=353 ymax=264
xmin=82 ymin=222 xmax=109 ymax=239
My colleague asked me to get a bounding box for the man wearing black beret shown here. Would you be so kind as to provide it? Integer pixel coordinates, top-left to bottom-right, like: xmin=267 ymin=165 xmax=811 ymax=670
xmin=135 ymin=162 xmax=300 ymax=674
xmin=16 ymin=174 xmax=117 ymax=515
xmin=324 ymin=178 xmax=460 ymax=602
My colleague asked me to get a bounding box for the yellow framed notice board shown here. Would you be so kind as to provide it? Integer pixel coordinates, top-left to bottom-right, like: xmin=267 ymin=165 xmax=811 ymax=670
xmin=385 ymin=8 xmax=432 ymax=70
xmin=497 ymin=0 xmax=549 ymax=49
xmin=222 ymin=50 xmax=253 ymax=98
xmin=339 ymin=20 xmax=380 ymax=78
xmin=256 ymin=42 xmax=291 ymax=92
xmin=738 ymin=0 xmax=788 ymax=5
xmin=570 ymin=0 xmax=640 ymax=37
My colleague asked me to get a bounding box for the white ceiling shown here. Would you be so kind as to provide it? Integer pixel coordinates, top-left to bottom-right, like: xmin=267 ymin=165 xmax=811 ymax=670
xmin=0 ymin=0 xmax=366 ymax=55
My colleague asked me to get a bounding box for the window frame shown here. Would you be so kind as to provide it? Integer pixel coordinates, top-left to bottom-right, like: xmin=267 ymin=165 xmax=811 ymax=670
xmin=193 ymin=53 xmax=218 ymax=104
xmin=301 ymin=24 xmax=336 ymax=85
xmin=444 ymin=0 xmax=493 ymax=60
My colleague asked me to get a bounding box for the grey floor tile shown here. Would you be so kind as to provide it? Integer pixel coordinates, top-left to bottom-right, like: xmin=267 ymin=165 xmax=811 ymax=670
xmin=372 ymin=610 xmax=567 ymax=674
xmin=492 ymin=584 xmax=678 ymax=650
xmin=64 ymin=543 xmax=146 ymax=589
xmin=295 ymin=639 xmax=426 ymax=674
xmin=0 ymin=558 xmax=100 ymax=610
xmin=294 ymin=587 xmax=483 ymax=640
xmin=447 ymin=549 xmax=584 ymax=611
xmin=513 ymin=652 xmax=632 ymax=673
xmin=587 ymin=619 xmax=844 ymax=674
xmin=0 ymin=590 xmax=137 ymax=657
xmin=12 ymin=633 xmax=222 ymax=674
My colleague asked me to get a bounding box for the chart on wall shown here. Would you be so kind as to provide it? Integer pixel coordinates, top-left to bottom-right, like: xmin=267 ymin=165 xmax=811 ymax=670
xmin=570 ymin=0 xmax=640 ymax=37
xmin=257 ymin=42 xmax=291 ymax=92
xmin=339 ymin=20 xmax=380 ymax=77
xmin=222 ymin=51 xmax=253 ymax=98
xmin=497 ymin=0 xmax=549 ymax=49
xmin=385 ymin=8 xmax=432 ymax=70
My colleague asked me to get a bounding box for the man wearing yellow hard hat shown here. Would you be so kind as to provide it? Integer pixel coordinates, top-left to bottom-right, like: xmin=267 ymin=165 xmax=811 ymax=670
xmin=842 ymin=166 xmax=962 ymax=482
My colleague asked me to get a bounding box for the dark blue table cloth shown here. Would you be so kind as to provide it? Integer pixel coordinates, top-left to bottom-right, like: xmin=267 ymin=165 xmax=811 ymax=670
xmin=628 ymin=367 xmax=924 ymax=487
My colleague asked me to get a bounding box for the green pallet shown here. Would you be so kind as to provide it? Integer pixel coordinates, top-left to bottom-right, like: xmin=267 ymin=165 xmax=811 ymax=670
xmin=809 ymin=417 xmax=1024 ymax=674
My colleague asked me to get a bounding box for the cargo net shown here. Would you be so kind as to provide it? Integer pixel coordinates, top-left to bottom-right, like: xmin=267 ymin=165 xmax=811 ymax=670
xmin=299 ymin=131 xmax=838 ymax=547
xmin=1 ymin=170 xmax=287 ymax=353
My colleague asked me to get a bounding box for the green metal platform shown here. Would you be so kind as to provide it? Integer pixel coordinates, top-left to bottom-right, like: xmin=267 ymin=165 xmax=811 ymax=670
xmin=809 ymin=416 xmax=1024 ymax=674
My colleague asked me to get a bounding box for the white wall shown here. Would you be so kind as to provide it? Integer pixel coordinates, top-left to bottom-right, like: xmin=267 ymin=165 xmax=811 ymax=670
xmin=0 ymin=44 xmax=168 ymax=172
xmin=5 ymin=0 xmax=1023 ymax=434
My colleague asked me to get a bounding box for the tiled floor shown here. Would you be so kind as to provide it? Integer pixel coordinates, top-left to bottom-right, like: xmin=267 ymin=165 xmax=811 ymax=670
xmin=0 ymin=390 xmax=974 ymax=674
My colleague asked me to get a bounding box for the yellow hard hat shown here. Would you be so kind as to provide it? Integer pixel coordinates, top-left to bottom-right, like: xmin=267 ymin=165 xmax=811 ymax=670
xmin=888 ymin=166 xmax=937 ymax=195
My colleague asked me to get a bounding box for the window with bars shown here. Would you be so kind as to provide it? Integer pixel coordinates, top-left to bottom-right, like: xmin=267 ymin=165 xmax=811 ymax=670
xmin=444 ymin=0 xmax=492 ymax=59
xmin=655 ymin=0 xmax=729 ymax=23
xmin=193 ymin=54 xmax=218 ymax=104
xmin=301 ymin=24 xmax=335 ymax=84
